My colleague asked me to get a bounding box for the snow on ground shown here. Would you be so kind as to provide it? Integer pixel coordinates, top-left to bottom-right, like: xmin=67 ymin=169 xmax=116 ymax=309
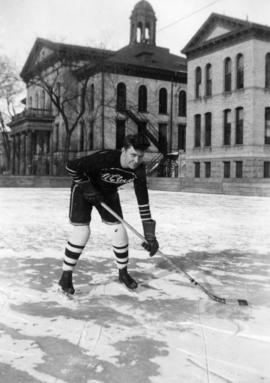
xmin=0 ymin=186 xmax=270 ymax=383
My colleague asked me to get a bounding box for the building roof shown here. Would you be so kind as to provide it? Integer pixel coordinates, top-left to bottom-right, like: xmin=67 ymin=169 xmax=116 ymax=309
xmin=75 ymin=42 xmax=186 ymax=83
xmin=131 ymin=0 xmax=156 ymax=19
xmin=20 ymin=38 xmax=113 ymax=81
xmin=108 ymin=43 xmax=186 ymax=72
xmin=182 ymin=13 xmax=270 ymax=58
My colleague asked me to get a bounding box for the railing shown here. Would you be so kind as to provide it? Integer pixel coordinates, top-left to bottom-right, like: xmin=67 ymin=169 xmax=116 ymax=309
xmin=124 ymin=105 xmax=166 ymax=153
xmin=145 ymin=153 xmax=164 ymax=175
xmin=157 ymin=153 xmax=179 ymax=177
xmin=127 ymin=106 xmax=159 ymax=141
xmin=11 ymin=108 xmax=54 ymax=122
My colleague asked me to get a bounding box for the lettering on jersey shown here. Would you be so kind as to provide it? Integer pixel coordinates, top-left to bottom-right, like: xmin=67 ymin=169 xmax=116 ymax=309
xmin=100 ymin=168 xmax=136 ymax=185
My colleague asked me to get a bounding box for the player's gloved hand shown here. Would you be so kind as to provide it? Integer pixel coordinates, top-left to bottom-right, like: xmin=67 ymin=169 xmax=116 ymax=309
xmin=78 ymin=180 xmax=103 ymax=205
xmin=142 ymin=219 xmax=159 ymax=257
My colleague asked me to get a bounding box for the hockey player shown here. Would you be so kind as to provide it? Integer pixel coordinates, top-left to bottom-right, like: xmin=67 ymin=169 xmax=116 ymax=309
xmin=58 ymin=134 xmax=159 ymax=294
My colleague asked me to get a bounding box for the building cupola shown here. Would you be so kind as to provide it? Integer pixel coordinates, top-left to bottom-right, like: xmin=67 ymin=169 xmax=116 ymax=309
xmin=130 ymin=0 xmax=157 ymax=45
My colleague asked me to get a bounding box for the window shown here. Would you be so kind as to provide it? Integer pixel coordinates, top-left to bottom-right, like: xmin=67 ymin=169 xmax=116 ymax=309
xmin=223 ymin=162 xmax=230 ymax=178
xmin=41 ymin=90 xmax=45 ymax=110
xmin=145 ymin=23 xmax=150 ymax=43
xmin=158 ymin=123 xmax=168 ymax=153
xmin=136 ymin=22 xmax=143 ymax=43
xmin=194 ymin=114 xmax=201 ymax=147
xmin=235 ymin=107 xmax=244 ymax=144
xmin=194 ymin=162 xmax=200 ymax=178
xmin=55 ymin=82 xmax=61 ymax=115
xmin=159 ymin=88 xmax=167 ymax=114
xmin=178 ymin=124 xmax=186 ymax=152
xmin=223 ymin=109 xmax=232 ymax=145
xmin=264 ymin=162 xmax=270 ymax=178
xmin=265 ymin=107 xmax=270 ymax=144
xmin=178 ymin=91 xmax=186 ymax=117
xmin=116 ymin=120 xmax=126 ymax=149
xmin=265 ymin=53 xmax=270 ymax=88
xmin=205 ymin=162 xmax=211 ymax=178
xmin=79 ymin=121 xmax=85 ymax=152
xmin=205 ymin=64 xmax=212 ymax=97
xmin=235 ymin=161 xmax=243 ymax=178
xmin=236 ymin=54 xmax=244 ymax=89
xmin=88 ymin=120 xmax=94 ymax=150
xmin=29 ymin=96 xmax=32 ymax=109
xmin=204 ymin=112 xmax=212 ymax=147
xmin=138 ymin=85 xmax=147 ymax=112
xmin=46 ymin=131 xmax=50 ymax=154
xmin=195 ymin=67 xmax=202 ymax=98
xmin=32 ymin=132 xmax=37 ymax=155
xmin=56 ymin=82 xmax=61 ymax=99
xmin=54 ymin=123 xmax=59 ymax=152
xmin=116 ymin=83 xmax=126 ymax=111
xmin=35 ymin=92 xmax=39 ymax=109
xmin=224 ymin=57 xmax=232 ymax=92
xmin=90 ymin=84 xmax=95 ymax=111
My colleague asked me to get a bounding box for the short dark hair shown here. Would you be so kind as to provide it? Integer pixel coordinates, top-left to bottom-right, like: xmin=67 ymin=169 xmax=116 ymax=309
xmin=123 ymin=134 xmax=150 ymax=151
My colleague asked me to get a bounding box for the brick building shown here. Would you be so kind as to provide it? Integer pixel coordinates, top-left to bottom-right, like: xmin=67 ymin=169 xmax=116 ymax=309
xmin=8 ymin=0 xmax=187 ymax=176
xmin=182 ymin=13 xmax=270 ymax=182
xmin=7 ymin=4 xmax=270 ymax=194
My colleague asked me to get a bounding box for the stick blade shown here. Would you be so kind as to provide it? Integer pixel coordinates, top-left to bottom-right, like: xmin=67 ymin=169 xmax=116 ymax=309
xmin=223 ymin=298 xmax=248 ymax=306
xmin=238 ymin=299 xmax=248 ymax=306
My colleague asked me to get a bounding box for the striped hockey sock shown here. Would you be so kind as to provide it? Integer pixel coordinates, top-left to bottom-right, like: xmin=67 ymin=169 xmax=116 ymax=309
xmin=62 ymin=225 xmax=90 ymax=272
xmin=111 ymin=223 xmax=129 ymax=270
xmin=113 ymin=244 xmax=129 ymax=269
xmin=63 ymin=241 xmax=85 ymax=271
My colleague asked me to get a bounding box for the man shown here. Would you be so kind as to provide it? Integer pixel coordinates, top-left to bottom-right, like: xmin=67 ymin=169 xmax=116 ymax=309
xmin=58 ymin=134 xmax=159 ymax=294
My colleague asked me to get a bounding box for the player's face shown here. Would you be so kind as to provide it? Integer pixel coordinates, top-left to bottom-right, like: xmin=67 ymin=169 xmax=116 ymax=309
xmin=121 ymin=146 xmax=145 ymax=169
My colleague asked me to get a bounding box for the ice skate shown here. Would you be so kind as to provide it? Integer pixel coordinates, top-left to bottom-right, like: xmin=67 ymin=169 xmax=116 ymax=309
xmin=119 ymin=267 xmax=138 ymax=290
xmin=58 ymin=270 xmax=75 ymax=295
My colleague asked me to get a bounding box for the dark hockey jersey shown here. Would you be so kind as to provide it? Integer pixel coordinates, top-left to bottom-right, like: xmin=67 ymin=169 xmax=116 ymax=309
xmin=66 ymin=150 xmax=151 ymax=221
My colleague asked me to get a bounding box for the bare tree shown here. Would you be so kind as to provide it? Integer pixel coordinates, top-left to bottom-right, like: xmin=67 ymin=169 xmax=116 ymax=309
xmin=0 ymin=55 xmax=24 ymax=172
xmin=28 ymin=55 xmax=91 ymax=173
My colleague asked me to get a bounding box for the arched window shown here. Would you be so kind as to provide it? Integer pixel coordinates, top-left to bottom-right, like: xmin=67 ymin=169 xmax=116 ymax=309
xmin=79 ymin=120 xmax=85 ymax=152
xmin=136 ymin=22 xmax=143 ymax=43
xmin=235 ymin=107 xmax=244 ymax=144
xmin=223 ymin=109 xmax=232 ymax=145
xmin=178 ymin=91 xmax=186 ymax=116
xmin=90 ymin=84 xmax=95 ymax=111
xmin=159 ymin=88 xmax=167 ymax=114
xmin=41 ymin=90 xmax=46 ymax=110
xmin=56 ymin=82 xmax=61 ymax=99
xmin=138 ymin=85 xmax=147 ymax=112
xmin=29 ymin=96 xmax=32 ymax=109
xmin=265 ymin=107 xmax=270 ymax=144
xmin=265 ymin=53 xmax=270 ymax=88
xmin=35 ymin=92 xmax=39 ymax=109
xmin=204 ymin=112 xmax=212 ymax=147
xmin=224 ymin=57 xmax=232 ymax=92
xmin=195 ymin=67 xmax=202 ymax=98
xmin=236 ymin=54 xmax=244 ymax=89
xmin=116 ymin=82 xmax=126 ymax=111
xmin=54 ymin=123 xmax=59 ymax=152
xmin=205 ymin=64 xmax=212 ymax=96
xmin=194 ymin=114 xmax=201 ymax=147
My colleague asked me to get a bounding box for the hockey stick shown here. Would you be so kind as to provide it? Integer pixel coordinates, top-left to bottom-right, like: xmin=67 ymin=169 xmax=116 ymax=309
xmin=101 ymin=202 xmax=248 ymax=306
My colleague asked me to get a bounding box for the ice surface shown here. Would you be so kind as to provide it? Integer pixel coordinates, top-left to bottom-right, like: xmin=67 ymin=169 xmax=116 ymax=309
xmin=0 ymin=187 xmax=270 ymax=382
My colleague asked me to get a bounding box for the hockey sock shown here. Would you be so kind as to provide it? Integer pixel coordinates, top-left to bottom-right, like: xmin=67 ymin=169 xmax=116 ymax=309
xmin=63 ymin=225 xmax=90 ymax=271
xmin=111 ymin=223 xmax=129 ymax=270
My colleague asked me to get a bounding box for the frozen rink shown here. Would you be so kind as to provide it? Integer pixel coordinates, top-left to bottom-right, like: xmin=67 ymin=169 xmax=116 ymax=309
xmin=0 ymin=186 xmax=270 ymax=383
